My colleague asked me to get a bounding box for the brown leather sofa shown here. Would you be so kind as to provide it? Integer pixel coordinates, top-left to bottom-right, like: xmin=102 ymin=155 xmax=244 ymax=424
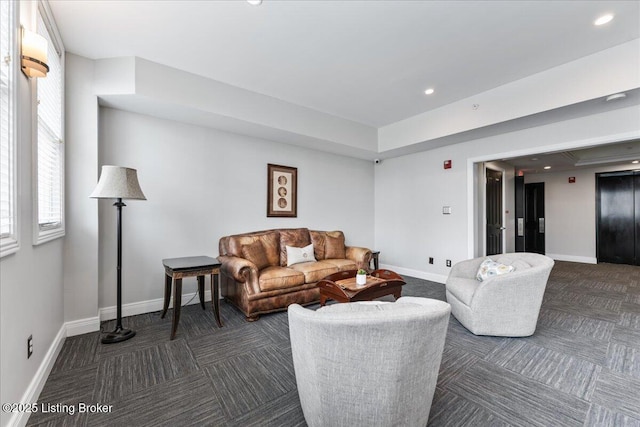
xmin=218 ymin=228 xmax=372 ymax=321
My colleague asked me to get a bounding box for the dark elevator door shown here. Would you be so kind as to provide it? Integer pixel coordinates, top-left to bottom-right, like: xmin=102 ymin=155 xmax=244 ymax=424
xmin=596 ymin=171 xmax=639 ymax=265
xmin=486 ymin=169 xmax=503 ymax=256
xmin=525 ymin=182 xmax=545 ymax=254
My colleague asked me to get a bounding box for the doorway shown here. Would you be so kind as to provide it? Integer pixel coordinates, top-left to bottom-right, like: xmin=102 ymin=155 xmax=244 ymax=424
xmin=596 ymin=171 xmax=640 ymax=265
xmin=525 ymin=182 xmax=545 ymax=254
xmin=486 ymin=168 xmax=503 ymax=256
xmin=514 ymin=176 xmax=525 ymax=251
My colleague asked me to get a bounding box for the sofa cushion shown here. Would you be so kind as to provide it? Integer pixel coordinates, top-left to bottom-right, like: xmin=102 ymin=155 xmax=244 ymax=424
xmin=259 ymin=231 xmax=281 ymax=267
xmin=323 ymin=259 xmax=357 ymax=271
xmin=309 ymin=231 xmax=327 ymax=260
xmin=289 ymin=261 xmax=339 ymax=283
xmin=279 ymin=228 xmax=311 ymax=267
xmin=259 ymin=266 xmax=306 ymax=291
xmin=286 ymin=243 xmax=317 ymax=266
xmin=325 ymin=232 xmax=346 ymax=259
xmin=476 ymin=259 xmax=515 ymax=282
xmin=229 ymin=230 xmax=280 ymax=267
xmin=242 ymin=240 xmax=271 ymax=270
xmin=310 ymin=230 xmax=346 ymax=260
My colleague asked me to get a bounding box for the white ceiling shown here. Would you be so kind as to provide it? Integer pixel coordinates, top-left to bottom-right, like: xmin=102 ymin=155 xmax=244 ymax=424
xmin=49 ymin=0 xmax=640 ymax=128
xmin=504 ymin=139 xmax=640 ymax=174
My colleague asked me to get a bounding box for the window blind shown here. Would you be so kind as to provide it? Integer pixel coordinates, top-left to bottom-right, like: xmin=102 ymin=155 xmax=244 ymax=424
xmin=36 ymin=9 xmax=64 ymax=230
xmin=0 ymin=0 xmax=16 ymax=241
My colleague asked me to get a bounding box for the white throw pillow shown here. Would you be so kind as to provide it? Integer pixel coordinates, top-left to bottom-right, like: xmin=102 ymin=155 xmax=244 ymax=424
xmin=286 ymin=243 xmax=317 ymax=266
xmin=476 ymin=258 xmax=515 ymax=282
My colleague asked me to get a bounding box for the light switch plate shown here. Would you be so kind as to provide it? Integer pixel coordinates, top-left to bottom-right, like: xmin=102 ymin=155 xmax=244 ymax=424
xmin=443 ymin=206 xmax=452 ymax=214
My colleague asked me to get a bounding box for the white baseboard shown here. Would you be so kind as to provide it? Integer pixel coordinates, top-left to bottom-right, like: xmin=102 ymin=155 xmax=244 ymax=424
xmin=546 ymin=253 xmax=597 ymax=264
xmin=99 ymin=290 xmax=212 ymax=321
xmin=65 ymin=316 xmax=100 ymax=337
xmin=380 ymin=263 xmax=448 ymax=284
xmin=9 ymin=325 xmax=66 ymax=427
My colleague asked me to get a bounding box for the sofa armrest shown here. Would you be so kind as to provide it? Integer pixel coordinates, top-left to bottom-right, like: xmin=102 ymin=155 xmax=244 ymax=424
xmin=217 ymin=255 xmax=261 ymax=294
xmin=345 ymin=246 xmax=372 ymax=270
xmin=450 ymin=257 xmax=486 ymax=280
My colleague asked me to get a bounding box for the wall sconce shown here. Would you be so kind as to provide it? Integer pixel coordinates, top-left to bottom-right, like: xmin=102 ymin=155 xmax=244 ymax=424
xmin=21 ymin=27 xmax=49 ymax=78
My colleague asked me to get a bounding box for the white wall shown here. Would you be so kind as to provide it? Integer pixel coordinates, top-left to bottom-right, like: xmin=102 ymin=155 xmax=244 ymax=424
xmin=374 ymin=150 xmax=468 ymax=283
xmin=524 ymin=163 xmax=638 ymax=264
xmin=63 ymin=54 xmax=99 ymax=326
xmin=0 ymin=3 xmax=65 ymax=426
xmin=96 ymin=108 xmax=375 ymax=310
xmin=375 ymin=105 xmax=640 ymax=283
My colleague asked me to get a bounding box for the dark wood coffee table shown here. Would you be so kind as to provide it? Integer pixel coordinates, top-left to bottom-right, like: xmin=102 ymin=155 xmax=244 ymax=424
xmin=317 ymin=269 xmax=406 ymax=306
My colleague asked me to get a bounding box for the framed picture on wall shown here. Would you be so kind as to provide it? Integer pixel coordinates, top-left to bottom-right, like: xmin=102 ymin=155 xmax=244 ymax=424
xmin=267 ymin=164 xmax=297 ymax=217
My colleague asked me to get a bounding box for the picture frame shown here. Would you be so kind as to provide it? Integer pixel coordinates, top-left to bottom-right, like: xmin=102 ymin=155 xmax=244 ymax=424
xmin=267 ymin=164 xmax=297 ymax=217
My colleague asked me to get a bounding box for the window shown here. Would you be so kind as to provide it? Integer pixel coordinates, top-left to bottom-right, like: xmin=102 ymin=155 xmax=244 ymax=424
xmin=0 ymin=0 xmax=18 ymax=257
xmin=34 ymin=2 xmax=64 ymax=244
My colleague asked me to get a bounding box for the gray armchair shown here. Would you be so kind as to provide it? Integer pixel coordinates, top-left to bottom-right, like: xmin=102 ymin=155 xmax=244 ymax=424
xmin=288 ymin=297 xmax=451 ymax=427
xmin=446 ymin=252 xmax=554 ymax=337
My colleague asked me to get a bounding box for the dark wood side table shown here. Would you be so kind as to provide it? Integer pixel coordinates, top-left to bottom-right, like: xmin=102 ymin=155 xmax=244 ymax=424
xmin=162 ymin=256 xmax=222 ymax=340
xmin=370 ymin=251 xmax=380 ymax=270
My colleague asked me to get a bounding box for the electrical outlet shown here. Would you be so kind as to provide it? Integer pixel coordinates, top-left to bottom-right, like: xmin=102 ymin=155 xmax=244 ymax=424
xmin=446 ymin=259 xmax=452 ymax=267
xmin=27 ymin=335 xmax=33 ymax=359
xmin=428 ymin=257 xmax=434 ymax=264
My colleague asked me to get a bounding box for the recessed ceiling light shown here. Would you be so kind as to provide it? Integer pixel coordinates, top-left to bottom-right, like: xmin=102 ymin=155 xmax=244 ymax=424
xmin=632 ymin=160 xmax=639 ymax=164
xmin=424 ymin=88 xmax=435 ymax=95
xmin=543 ymin=166 xmax=551 ymax=170
xmin=594 ymin=14 xmax=614 ymax=26
xmin=247 ymin=0 xmax=262 ymax=5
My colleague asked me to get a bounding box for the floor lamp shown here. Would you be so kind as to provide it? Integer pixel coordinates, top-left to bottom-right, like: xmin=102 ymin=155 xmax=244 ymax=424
xmin=91 ymin=165 xmax=146 ymax=344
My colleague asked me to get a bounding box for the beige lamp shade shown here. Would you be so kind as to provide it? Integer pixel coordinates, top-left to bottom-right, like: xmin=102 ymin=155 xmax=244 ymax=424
xmin=90 ymin=166 xmax=146 ymax=200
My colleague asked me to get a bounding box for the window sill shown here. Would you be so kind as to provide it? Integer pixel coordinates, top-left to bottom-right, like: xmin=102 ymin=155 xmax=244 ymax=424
xmin=33 ymin=227 xmax=65 ymax=245
xmin=0 ymin=237 xmax=19 ymax=258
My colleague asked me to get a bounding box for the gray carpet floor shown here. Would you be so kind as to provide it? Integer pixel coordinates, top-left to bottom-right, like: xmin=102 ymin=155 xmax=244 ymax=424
xmin=26 ymin=261 xmax=640 ymax=426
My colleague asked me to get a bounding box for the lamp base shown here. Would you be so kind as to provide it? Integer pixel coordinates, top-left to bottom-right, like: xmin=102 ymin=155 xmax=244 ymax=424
xmin=101 ymin=326 xmax=136 ymax=344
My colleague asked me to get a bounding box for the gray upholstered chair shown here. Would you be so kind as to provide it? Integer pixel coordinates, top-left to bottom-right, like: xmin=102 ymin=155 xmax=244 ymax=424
xmin=445 ymin=252 xmax=554 ymax=337
xmin=288 ymin=297 xmax=451 ymax=427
